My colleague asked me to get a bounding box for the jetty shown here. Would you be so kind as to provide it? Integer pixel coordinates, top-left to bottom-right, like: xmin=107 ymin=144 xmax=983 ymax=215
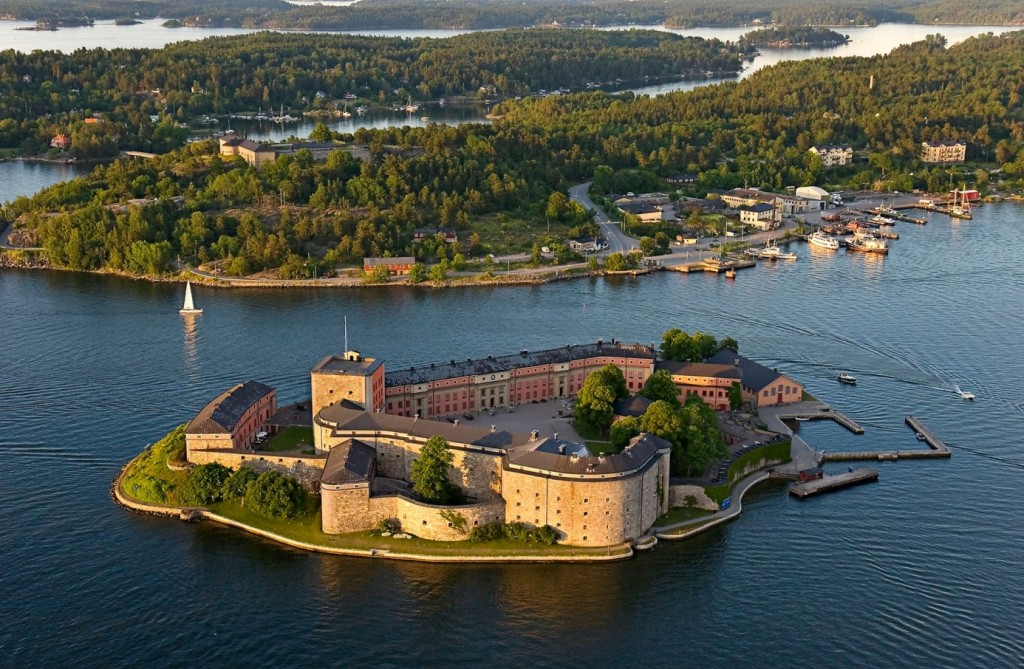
xmin=863 ymin=207 xmax=927 ymax=225
xmin=763 ymin=402 xmax=864 ymax=435
xmin=789 ymin=467 xmax=879 ymax=498
xmin=819 ymin=415 xmax=951 ymax=462
xmin=667 ymin=256 xmax=757 ymax=274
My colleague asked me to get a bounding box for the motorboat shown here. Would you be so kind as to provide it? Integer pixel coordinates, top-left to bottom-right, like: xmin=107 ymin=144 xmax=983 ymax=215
xmin=808 ymin=230 xmax=839 ymax=250
xmin=837 ymin=373 xmax=857 ymax=385
xmin=916 ymin=432 xmax=927 ymax=441
xmin=954 ymin=385 xmax=975 ymax=400
xmin=758 ymin=239 xmax=798 ymax=260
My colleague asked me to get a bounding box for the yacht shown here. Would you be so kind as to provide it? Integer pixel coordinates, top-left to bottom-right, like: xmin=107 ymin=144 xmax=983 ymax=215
xmin=179 ymin=281 xmax=202 ymax=315
xmin=808 ymin=230 xmax=839 ymax=250
xmin=837 ymin=373 xmax=857 ymax=385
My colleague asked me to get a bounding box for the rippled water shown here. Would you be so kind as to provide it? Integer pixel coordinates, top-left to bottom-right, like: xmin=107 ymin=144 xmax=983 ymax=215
xmin=2 ymin=203 xmax=1023 ymax=665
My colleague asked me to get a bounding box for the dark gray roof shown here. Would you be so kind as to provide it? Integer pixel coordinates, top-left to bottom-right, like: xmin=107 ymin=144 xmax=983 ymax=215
xmin=613 ymin=395 xmax=652 ymax=417
xmin=812 ymin=144 xmax=852 ymax=151
xmin=745 ymin=203 xmax=774 ymax=213
xmin=291 ymin=141 xmax=336 ymax=151
xmin=237 ymin=139 xmax=275 ymax=153
xmin=321 ymin=439 xmax=376 ymax=485
xmin=364 ymin=257 xmax=415 ymax=266
xmin=507 ymin=433 xmax=670 ymax=477
xmin=384 ymin=341 xmax=656 ymax=386
xmin=618 ymin=202 xmax=660 ymax=215
xmin=317 ymin=405 xmax=535 ymax=451
xmin=706 ymin=351 xmax=782 ymax=392
xmin=923 ymin=139 xmax=965 ymax=147
xmin=186 ymin=381 xmax=275 ymax=434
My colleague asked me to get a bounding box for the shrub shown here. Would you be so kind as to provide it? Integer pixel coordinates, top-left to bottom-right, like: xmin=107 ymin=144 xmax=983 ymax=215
xmin=221 ymin=466 xmax=259 ymax=500
xmin=504 ymin=521 xmax=533 ymax=542
xmin=533 ymin=525 xmax=560 ymax=545
xmin=177 ymin=463 xmax=231 ymax=506
xmin=376 ymin=518 xmax=400 ymax=534
xmin=244 ymin=470 xmax=306 ymax=518
xmin=468 ymin=522 xmax=505 ymax=543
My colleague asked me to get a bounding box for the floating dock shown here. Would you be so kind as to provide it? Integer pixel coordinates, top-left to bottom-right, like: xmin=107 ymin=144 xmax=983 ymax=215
xmin=790 ymin=467 xmax=878 ymax=498
xmin=668 ymin=256 xmax=757 ymax=274
xmin=818 ymin=416 xmax=951 ymax=462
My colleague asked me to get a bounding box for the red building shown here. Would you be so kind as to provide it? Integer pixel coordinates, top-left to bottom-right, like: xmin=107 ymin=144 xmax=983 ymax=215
xmin=363 ymin=257 xmax=415 ymax=275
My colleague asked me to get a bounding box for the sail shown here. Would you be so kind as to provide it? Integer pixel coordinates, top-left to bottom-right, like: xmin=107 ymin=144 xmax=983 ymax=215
xmin=182 ymin=282 xmax=195 ymax=311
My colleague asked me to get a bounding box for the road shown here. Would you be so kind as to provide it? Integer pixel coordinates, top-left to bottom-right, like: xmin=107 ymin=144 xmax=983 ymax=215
xmin=567 ymin=182 xmax=637 ymax=255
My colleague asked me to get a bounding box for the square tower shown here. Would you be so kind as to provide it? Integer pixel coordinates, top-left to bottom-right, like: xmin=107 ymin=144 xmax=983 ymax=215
xmin=310 ymin=351 xmax=385 ymax=418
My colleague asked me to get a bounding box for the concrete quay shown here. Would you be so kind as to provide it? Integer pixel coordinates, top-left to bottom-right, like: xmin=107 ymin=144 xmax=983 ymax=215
xmin=759 ymin=401 xmax=865 ymax=435
xmin=818 ymin=416 xmax=951 ymax=462
xmin=789 ymin=467 xmax=879 ymax=498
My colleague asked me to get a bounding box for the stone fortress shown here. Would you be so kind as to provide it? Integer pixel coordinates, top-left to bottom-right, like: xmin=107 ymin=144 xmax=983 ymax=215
xmin=185 ymin=341 xmax=803 ymax=547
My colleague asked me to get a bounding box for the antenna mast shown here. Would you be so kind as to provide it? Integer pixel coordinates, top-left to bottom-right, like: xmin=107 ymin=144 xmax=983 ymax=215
xmin=344 ymin=315 xmax=348 ymax=352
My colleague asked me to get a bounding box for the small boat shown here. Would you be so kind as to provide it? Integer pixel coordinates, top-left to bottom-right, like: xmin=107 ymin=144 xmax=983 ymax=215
xmin=808 ymin=230 xmax=839 ymax=250
xmin=179 ymin=281 xmax=202 ymax=315
xmin=725 ymin=269 xmax=736 ymax=279
xmin=340 ymin=103 xmax=351 ymax=118
xmin=404 ymin=96 xmax=419 ymax=113
xmin=869 ymin=214 xmax=896 ymax=226
xmin=954 ymin=385 xmax=975 ymax=400
xmin=916 ymin=432 xmax=927 ymax=441
xmin=420 ymin=116 xmax=430 ymax=122
xmin=837 ymin=373 xmax=857 ymax=385
xmin=795 ymin=417 xmax=809 ymax=422
xmin=355 ymin=105 xmax=368 ymax=115
xmin=758 ymin=239 xmax=798 ymax=260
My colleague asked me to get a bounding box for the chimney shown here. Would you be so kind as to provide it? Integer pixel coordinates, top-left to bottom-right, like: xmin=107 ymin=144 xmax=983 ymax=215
xmin=530 ymin=429 xmax=539 ymax=440
xmin=553 ymin=432 xmax=559 ymax=440
xmin=558 ymin=444 xmax=566 ymax=455
xmin=490 ymin=425 xmax=496 ymax=433
xmin=453 ymin=419 xmax=459 ymax=426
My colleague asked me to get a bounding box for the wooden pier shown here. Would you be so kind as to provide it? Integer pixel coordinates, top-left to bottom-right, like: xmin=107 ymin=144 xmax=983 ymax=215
xmin=789 ymin=467 xmax=879 ymax=498
xmin=863 ymin=207 xmax=927 ymax=225
xmin=668 ymin=256 xmax=757 ymax=274
xmin=775 ymin=408 xmax=865 ymax=434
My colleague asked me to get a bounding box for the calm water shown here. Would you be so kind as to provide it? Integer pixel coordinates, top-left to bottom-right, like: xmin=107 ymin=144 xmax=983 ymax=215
xmin=2 ymin=203 xmax=1023 ymax=665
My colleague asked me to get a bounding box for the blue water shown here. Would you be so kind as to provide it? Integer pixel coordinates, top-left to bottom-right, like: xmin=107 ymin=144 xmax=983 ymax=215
xmin=2 ymin=203 xmax=1023 ymax=665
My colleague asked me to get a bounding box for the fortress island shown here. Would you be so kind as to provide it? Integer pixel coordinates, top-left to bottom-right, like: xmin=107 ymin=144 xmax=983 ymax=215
xmin=119 ymin=333 xmax=938 ymax=561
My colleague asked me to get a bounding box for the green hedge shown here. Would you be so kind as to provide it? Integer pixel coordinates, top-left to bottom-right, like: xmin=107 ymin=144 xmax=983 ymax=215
xmin=704 ymin=440 xmax=791 ymax=505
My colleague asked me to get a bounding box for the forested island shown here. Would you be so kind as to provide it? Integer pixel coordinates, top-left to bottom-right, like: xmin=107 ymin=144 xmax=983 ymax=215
xmin=738 ymin=27 xmax=851 ymax=51
xmin=1 ymin=0 xmax=1024 ymax=29
xmin=0 ymin=30 xmax=740 ymax=159
xmin=3 ymin=31 xmax=1024 ymax=282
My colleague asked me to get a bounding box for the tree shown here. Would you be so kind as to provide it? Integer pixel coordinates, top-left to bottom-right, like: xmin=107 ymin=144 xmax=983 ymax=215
xmin=610 ymin=416 xmax=641 ymax=450
xmin=604 ymin=252 xmax=627 ymax=271
xmin=428 ymin=261 xmax=448 ymax=282
xmin=408 ymin=262 xmax=427 ymax=283
xmin=728 ymin=382 xmax=744 ymax=411
xmin=638 ymin=369 xmax=681 ymax=408
xmin=639 ymin=236 xmax=656 ymax=255
xmin=719 ymin=336 xmax=739 ymax=354
xmin=177 ymin=463 xmax=231 ymax=505
xmin=451 ymin=253 xmax=467 ymax=271
xmin=639 ymin=400 xmax=686 ymax=455
xmin=678 ymin=395 xmax=727 ymax=476
xmin=411 ymin=436 xmax=459 ymax=505
xmin=244 ymin=470 xmax=307 ymax=518
xmin=574 ymin=364 xmax=627 ymax=434
xmin=310 ymin=122 xmax=332 ymax=143
xmin=221 ymin=466 xmax=259 ymax=500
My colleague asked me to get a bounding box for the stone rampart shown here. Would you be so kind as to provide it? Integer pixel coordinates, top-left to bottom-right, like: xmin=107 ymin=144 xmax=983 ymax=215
xmin=187 ymin=449 xmax=327 ymax=488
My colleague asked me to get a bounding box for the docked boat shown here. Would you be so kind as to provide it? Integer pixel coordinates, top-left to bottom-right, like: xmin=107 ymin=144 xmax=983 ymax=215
xmin=758 ymin=239 xmax=798 ymax=260
xmin=179 ymin=281 xmax=202 ymax=315
xmin=403 ymin=96 xmax=419 ymax=113
xmin=808 ymin=230 xmax=839 ymax=250
xmin=916 ymin=432 xmax=927 ymax=441
xmin=355 ymin=105 xmax=368 ymax=115
xmin=847 ymin=233 xmax=889 ymax=255
xmin=837 ymin=373 xmax=857 ymax=385
xmin=869 ymin=214 xmax=896 ymax=226
xmin=877 ymin=230 xmax=899 ymax=240
xmin=725 ymin=269 xmax=736 ymax=279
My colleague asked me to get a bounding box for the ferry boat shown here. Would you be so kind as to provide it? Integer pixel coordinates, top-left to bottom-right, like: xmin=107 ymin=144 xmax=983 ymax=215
xmin=837 ymin=373 xmax=857 ymax=385
xmin=847 ymin=233 xmax=889 ymax=255
xmin=808 ymin=230 xmax=839 ymax=250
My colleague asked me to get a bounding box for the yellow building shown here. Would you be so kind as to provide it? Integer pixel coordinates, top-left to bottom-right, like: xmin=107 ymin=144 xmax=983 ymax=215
xmin=921 ymin=140 xmax=966 ymax=164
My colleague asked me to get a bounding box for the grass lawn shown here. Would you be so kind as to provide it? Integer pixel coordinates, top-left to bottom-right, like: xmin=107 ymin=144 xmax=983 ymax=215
xmin=471 ymin=213 xmax=575 ymax=256
xmin=207 ymin=500 xmax=630 ymax=558
xmin=120 ymin=425 xmax=189 ymax=504
xmin=655 ymin=506 xmax=715 ymax=526
xmin=572 ymin=420 xmax=624 ymax=455
xmin=657 ymin=519 xmax=716 ymax=538
xmin=801 ymin=390 xmax=817 ymax=401
xmin=263 ymin=425 xmax=315 ymax=453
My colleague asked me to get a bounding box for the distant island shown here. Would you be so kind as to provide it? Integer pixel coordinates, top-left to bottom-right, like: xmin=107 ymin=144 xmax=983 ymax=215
xmin=739 ymin=27 xmax=851 ymax=51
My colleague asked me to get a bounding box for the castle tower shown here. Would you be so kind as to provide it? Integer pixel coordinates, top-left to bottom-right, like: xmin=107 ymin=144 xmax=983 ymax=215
xmin=310 ymin=351 xmax=385 ymax=419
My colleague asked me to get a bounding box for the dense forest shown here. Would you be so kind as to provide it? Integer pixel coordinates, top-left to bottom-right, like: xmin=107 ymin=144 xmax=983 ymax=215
xmin=1 ymin=0 xmax=1024 ymax=27
xmin=0 ymin=30 xmax=740 ymax=157
xmin=738 ymin=27 xmax=851 ymax=51
xmin=4 ymin=31 xmax=1024 ymax=280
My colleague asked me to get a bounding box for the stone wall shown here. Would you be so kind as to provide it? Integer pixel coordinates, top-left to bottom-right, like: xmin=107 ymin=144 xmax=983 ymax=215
xmin=502 ymin=453 xmax=669 ymax=547
xmin=668 ymin=484 xmax=719 ymax=511
xmin=339 ymin=435 xmax=503 ymax=502
xmin=311 ymin=370 xmax=371 ymax=419
xmin=321 ymin=487 xmax=504 ymax=541
xmin=187 ymin=449 xmax=327 ymax=488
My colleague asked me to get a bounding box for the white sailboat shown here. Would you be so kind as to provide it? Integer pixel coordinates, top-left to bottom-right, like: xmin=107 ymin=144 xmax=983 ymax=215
xmin=179 ymin=281 xmax=202 ymax=315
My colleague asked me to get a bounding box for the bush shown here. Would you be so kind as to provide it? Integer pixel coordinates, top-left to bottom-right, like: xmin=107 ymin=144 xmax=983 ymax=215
xmin=221 ymin=466 xmax=259 ymax=500
xmin=244 ymin=470 xmax=307 ymax=518
xmin=468 ymin=522 xmax=505 ymax=543
xmin=176 ymin=463 xmax=231 ymax=506
xmin=376 ymin=518 xmax=400 ymax=534
xmin=533 ymin=525 xmax=560 ymax=545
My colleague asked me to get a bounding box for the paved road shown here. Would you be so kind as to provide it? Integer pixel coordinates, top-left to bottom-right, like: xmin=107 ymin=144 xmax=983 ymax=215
xmin=567 ymin=182 xmax=637 ymax=255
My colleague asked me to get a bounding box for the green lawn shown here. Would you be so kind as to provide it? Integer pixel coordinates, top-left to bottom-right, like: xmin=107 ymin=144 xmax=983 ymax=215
xmin=207 ymin=500 xmax=630 ymax=558
xmin=655 ymin=506 xmax=714 ymax=526
xmin=262 ymin=426 xmax=315 ymax=453
xmin=572 ymin=420 xmax=624 ymax=455
xmin=120 ymin=424 xmax=190 ymax=504
xmin=470 ymin=213 xmax=575 ymax=256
